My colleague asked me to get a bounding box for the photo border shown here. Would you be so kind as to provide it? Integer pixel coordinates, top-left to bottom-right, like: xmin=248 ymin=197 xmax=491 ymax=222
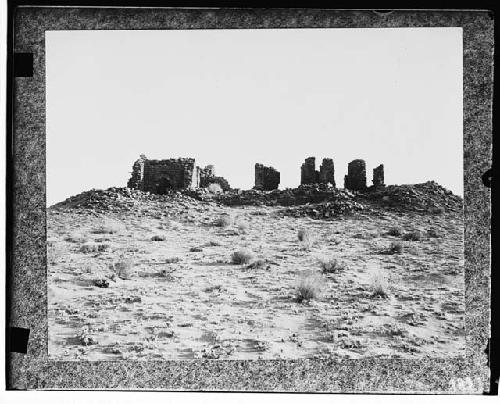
xmin=7 ymin=7 xmax=493 ymax=392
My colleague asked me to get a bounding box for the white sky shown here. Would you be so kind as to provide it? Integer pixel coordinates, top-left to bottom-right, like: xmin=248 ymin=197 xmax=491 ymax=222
xmin=46 ymin=28 xmax=463 ymax=206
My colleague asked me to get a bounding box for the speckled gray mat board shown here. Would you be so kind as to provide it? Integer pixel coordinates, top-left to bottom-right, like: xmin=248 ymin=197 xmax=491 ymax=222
xmin=8 ymin=8 xmax=492 ymax=392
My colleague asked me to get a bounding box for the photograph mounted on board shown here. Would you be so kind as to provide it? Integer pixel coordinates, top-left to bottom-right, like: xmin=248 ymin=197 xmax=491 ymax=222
xmin=46 ymin=27 xmax=465 ymax=361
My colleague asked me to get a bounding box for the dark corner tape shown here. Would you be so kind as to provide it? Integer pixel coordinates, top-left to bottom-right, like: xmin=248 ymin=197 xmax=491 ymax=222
xmin=481 ymin=168 xmax=492 ymax=188
xmin=9 ymin=327 xmax=30 ymax=354
xmin=14 ymin=53 xmax=34 ymax=78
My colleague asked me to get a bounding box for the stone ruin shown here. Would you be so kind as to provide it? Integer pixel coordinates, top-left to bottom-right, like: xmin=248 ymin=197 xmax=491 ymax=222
xmin=372 ymin=164 xmax=385 ymax=188
xmin=254 ymin=163 xmax=280 ymax=190
xmin=300 ymin=157 xmax=336 ymax=187
xmin=344 ymin=159 xmax=367 ymax=191
xmin=343 ymin=160 xmax=385 ymax=191
xmin=127 ymin=155 xmax=230 ymax=194
xmin=127 ymin=154 xmax=384 ymax=195
xmin=199 ymin=165 xmax=231 ymax=191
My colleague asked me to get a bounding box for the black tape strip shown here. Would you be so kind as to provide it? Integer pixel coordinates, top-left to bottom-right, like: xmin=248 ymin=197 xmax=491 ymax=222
xmin=482 ymin=168 xmax=492 ymax=188
xmin=14 ymin=53 xmax=33 ymax=77
xmin=8 ymin=327 xmax=30 ymax=353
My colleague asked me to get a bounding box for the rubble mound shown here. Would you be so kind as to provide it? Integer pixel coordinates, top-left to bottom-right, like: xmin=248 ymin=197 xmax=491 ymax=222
xmin=363 ymin=181 xmax=463 ymax=213
xmin=278 ymin=198 xmax=366 ymax=219
xmin=49 ymin=187 xmax=201 ymax=215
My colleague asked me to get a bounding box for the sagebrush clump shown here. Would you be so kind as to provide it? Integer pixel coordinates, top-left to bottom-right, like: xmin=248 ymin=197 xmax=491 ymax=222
xmin=387 ymin=227 xmax=403 ymax=237
xmin=318 ymin=256 xmax=345 ymax=273
xmin=296 ymin=270 xmax=323 ymax=303
xmin=92 ymin=221 xmax=122 ymax=235
xmin=214 ymin=215 xmax=232 ymax=228
xmin=370 ymin=271 xmax=390 ymax=298
xmin=231 ymin=249 xmax=255 ymax=265
xmin=111 ymin=258 xmax=134 ymax=280
xmin=297 ymin=229 xmax=314 ymax=248
xmin=402 ymin=230 xmax=422 ymax=241
xmin=388 ymin=241 xmax=403 ymax=254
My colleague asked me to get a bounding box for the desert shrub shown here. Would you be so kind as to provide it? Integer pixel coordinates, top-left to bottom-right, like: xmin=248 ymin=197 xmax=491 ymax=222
xmin=296 ymin=270 xmax=323 ymax=303
xmin=387 ymin=227 xmax=403 ymax=237
xmin=237 ymin=221 xmax=249 ymax=234
xmin=388 ymin=241 xmax=403 ymax=254
xmin=297 ymin=229 xmax=314 ymax=248
xmin=402 ymin=230 xmax=422 ymax=241
xmin=164 ymin=257 xmax=181 ymax=264
xmin=97 ymin=243 xmax=110 ymax=252
xmin=207 ymin=183 xmax=223 ymax=193
xmin=111 ymin=258 xmax=134 ymax=280
xmin=92 ymin=221 xmax=122 ymax=235
xmin=318 ymin=256 xmax=345 ymax=274
xmin=427 ymin=228 xmax=443 ymax=238
xmin=231 ymin=249 xmax=255 ymax=265
xmin=204 ymin=285 xmax=223 ymax=293
xmin=190 ymin=246 xmax=203 ymax=252
xmin=93 ymin=279 xmax=109 ymax=289
xmin=205 ymin=240 xmax=222 ymax=247
xmin=151 ymin=235 xmax=166 ymax=241
xmin=247 ymin=259 xmax=267 ymax=269
xmin=64 ymin=234 xmax=88 ymax=243
xmin=79 ymin=243 xmax=99 ymax=253
xmin=370 ymin=271 xmax=390 ymax=298
xmin=214 ymin=215 xmax=232 ymax=228
xmin=80 ymin=243 xmax=110 ymax=253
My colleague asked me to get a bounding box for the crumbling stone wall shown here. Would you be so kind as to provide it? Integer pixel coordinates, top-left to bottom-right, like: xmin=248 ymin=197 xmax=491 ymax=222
xmin=300 ymin=157 xmax=320 ymax=185
xmin=127 ymin=154 xmax=147 ymax=189
xmin=254 ymin=163 xmax=280 ymax=190
xmin=344 ymin=159 xmax=367 ymax=191
xmin=199 ymin=165 xmax=231 ymax=191
xmin=372 ymin=164 xmax=385 ymax=187
xmin=128 ymin=156 xmax=199 ymax=193
xmin=319 ymin=158 xmax=336 ymax=187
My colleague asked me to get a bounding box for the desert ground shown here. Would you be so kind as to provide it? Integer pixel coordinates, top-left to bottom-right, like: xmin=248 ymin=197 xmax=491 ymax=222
xmin=48 ymin=185 xmax=465 ymax=360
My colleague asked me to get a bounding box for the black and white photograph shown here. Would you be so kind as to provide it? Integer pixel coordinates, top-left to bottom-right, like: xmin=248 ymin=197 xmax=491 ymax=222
xmin=45 ymin=27 xmax=466 ymax=362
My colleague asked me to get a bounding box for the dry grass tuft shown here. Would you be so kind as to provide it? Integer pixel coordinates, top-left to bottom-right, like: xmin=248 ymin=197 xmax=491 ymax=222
xmin=388 ymin=241 xmax=403 ymax=254
xmin=296 ymin=270 xmax=324 ymax=303
xmin=370 ymin=271 xmax=390 ymax=298
xmin=214 ymin=215 xmax=232 ymax=228
xmin=64 ymin=234 xmax=88 ymax=243
xmin=387 ymin=227 xmax=403 ymax=237
xmin=236 ymin=221 xmax=249 ymax=234
xmin=402 ymin=230 xmax=422 ymax=241
xmin=318 ymin=256 xmax=345 ymax=273
xmin=297 ymin=229 xmax=314 ymax=249
xmin=247 ymin=259 xmax=267 ymax=269
xmin=231 ymin=249 xmax=255 ymax=265
xmin=80 ymin=243 xmax=110 ymax=253
xmin=92 ymin=220 xmax=122 ymax=235
xmin=110 ymin=258 xmax=135 ymax=280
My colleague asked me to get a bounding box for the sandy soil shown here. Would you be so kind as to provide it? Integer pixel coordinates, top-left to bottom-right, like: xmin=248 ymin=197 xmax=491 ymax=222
xmin=48 ymin=200 xmax=465 ymax=360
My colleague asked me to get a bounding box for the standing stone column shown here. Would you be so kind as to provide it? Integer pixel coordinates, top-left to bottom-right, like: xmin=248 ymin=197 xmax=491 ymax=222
xmin=344 ymin=159 xmax=367 ymax=191
xmin=300 ymin=157 xmax=319 ymax=185
xmin=255 ymin=163 xmax=280 ymax=190
xmin=372 ymin=164 xmax=385 ymax=187
xmin=319 ymin=158 xmax=336 ymax=187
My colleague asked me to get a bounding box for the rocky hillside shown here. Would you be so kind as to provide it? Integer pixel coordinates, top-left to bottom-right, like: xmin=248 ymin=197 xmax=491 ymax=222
xmin=51 ymin=181 xmax=462 ymax=220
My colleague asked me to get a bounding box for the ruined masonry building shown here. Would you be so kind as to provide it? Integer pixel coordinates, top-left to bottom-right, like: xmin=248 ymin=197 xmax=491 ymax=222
xmin=254 ymin=164 xmax=280 ymax=190
xmin=300 ymin=156 xmax=384 ymax=191
xmin=127 ymin=154 xmax=384 ymax=194
xmin=300 ymin=157 xmax=336 ymax=187
xmin=127 ymin=155 xmax=230 ymax=193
